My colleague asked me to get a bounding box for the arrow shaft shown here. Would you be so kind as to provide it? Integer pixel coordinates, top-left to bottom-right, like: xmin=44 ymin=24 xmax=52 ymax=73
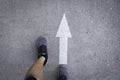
xmin=59 ymin=37 xmax=68 ymax=64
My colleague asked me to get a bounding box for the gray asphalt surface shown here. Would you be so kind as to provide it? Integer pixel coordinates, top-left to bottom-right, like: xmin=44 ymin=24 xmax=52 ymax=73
xmin=0 ymin=0 xmax=120 ymax=80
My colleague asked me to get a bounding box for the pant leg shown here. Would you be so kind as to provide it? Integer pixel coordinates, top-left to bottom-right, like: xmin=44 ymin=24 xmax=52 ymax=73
xmin=25 ymin=57 xmax=45 ymax=80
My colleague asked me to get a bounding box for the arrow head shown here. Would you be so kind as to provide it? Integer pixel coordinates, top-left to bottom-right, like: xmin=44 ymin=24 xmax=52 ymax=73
xmin=56 ymin=14 xmax=72 ymax=38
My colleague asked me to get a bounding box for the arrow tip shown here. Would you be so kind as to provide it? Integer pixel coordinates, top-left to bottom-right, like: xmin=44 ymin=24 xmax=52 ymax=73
xmin=56 ymin=13 xmax=72 ymax=38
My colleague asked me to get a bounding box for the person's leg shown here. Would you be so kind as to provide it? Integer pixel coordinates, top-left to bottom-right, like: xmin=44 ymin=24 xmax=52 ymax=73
xmin=25 ymin=57 xmax=45 ymax=80
xmin=25 ymin=37 xmax=48 ymax=80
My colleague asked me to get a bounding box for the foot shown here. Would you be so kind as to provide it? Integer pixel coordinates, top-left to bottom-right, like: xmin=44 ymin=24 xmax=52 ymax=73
xmin=58 ymin=65 xmax=69 ymax=80
xmin=36 ymin=36 xmax=48 ymax=66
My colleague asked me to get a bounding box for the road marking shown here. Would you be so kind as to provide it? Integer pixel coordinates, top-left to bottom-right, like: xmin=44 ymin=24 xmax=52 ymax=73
xmin=56 ymin=13 xmax=72 ymax=64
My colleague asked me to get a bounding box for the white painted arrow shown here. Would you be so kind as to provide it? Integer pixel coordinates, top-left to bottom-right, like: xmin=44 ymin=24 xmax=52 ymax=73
xmin=56 ymin=13 xmax=72 ymax=64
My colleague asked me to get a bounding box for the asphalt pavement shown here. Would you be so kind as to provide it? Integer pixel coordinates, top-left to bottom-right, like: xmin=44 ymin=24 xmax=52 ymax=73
xmin=0 ymin=0 xmax=120 ymax=80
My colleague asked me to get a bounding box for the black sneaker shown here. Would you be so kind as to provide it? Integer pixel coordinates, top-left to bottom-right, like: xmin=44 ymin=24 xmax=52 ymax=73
xmin=36 ymin=36 xmax=48 ymax=66
xmin=58 ymin=65 xmax=69 ymax=80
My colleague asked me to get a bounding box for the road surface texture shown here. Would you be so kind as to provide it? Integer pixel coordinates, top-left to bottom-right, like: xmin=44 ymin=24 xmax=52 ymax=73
xmin=0 ymin=0 xmax=120 ymax=80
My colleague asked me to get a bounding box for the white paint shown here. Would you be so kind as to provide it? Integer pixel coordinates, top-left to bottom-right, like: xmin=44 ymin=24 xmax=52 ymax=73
xmin=56 ymin=13 xmax=72 ymax=64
